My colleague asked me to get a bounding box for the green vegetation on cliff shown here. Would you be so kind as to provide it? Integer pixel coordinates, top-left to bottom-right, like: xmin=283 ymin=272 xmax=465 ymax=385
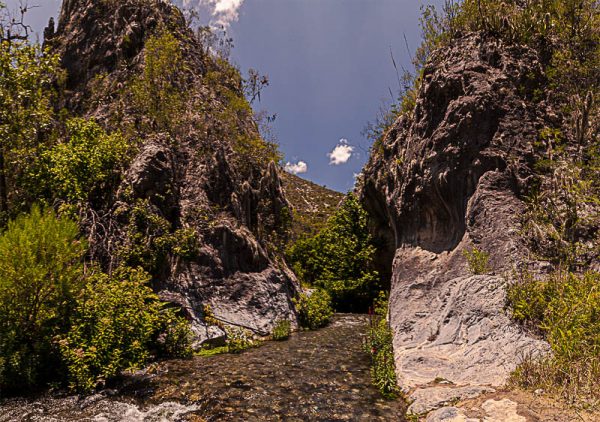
xmin=364 ymin=293 xmax=399 ymax=400
xmin=0 ymin=0 xmax=291 ymax=395
xmin=280 ymin=172 xmax=344 ymax=242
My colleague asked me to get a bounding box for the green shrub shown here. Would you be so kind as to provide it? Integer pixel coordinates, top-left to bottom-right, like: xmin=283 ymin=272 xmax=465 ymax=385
xmin=272 ymin=319 xmax=292 ymax=341
xmin=130 ymin=29 xmax=187 ymax=132
xmin=155 ymin=311 xmax=194 ymax=360
xmin=462 ymin=247 xmax=491 ymax=275
xmin=364 ymin=294 xmax=399 ymax=399
xmin=225 ymin=326 xmax=255 ymax=353
xmin=294 ymin=289 xmax=334 ymax=330
xmin=38 ymin=118 xmax=129 ymax=204
xmin=0 ymin=205 xmax=86 ymax=393
xmin=507 ymin=271 xmax=600 ymax=404
xmin=0 ymin=37 xmax=61 ymax=223
xmin=59 ymin=267 xmax=192 ymax=392
xmin=287 ymin=194 xmax=381 ymax=312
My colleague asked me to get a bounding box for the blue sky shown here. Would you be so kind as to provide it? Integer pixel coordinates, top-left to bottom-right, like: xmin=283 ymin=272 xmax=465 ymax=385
xmin=6 ymin=0 xmax=443 ymax=192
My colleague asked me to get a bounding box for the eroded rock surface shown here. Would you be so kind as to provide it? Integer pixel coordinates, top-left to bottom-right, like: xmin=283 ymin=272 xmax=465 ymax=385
xmin=359 ymin=33 xmax=550 ymax=416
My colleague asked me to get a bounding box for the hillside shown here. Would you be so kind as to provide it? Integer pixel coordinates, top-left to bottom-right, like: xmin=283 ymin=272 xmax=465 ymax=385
xmin=280 ymin=172 xmax=344 ymax=241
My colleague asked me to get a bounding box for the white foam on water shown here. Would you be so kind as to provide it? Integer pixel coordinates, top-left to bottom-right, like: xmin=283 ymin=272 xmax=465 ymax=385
xmin=93 ymin=401 xmax=200 ymax=422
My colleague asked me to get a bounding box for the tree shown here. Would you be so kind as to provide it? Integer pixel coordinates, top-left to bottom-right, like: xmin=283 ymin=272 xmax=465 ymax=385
xmin=0 ymin=36 xmax=60 ymax=223
xmin=38 ymin=118 xmax=129 ymax=204
xmin=0 ymin=205 xmax=86 ymax=392
xmin=130 ymin=29 xmax=187 ymax=132
xmin=287 ymin=194 xmax=381 ymax=312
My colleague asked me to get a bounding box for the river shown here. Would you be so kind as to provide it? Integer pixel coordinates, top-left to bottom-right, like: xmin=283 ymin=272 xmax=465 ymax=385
xmin=0 ymin=314 xmax=406 ymax=421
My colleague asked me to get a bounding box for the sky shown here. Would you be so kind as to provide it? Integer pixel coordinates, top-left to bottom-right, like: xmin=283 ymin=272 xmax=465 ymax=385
xmin=5 ymin=0 xmax=444 ymax=192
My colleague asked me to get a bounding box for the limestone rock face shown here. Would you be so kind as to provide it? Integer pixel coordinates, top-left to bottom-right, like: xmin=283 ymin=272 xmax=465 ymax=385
xmin=359 ymin=33 xmax=549 ymax=414
xmin=51 ymin=0 xmax=298 ymax=343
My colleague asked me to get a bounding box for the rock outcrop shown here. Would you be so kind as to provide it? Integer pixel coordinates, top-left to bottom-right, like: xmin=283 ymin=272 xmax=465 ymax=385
xmin=359 ymin=33 xmax=550 ymax=416
xmin=49 ymin=0 xmax=298 ymax=343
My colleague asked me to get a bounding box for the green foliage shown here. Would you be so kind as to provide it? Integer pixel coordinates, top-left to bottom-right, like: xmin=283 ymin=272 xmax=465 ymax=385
xmin=287 ymin=194 xmax=381 ymax=311
xmin=271 ymin=319 xmax=292 ymax=341
xmin=0 ymin=206 xmax=192 ymax=395
xmin=462 ymin=247 xmax=491 ymax=275
xmin=294 ymin=289 xmax=333 ymax=330
xmin=0 ymin=38 xmax=61 ymax=221
xmin=364 ymin=294 xmax=399 ymax=399
xmin=225 ymin=326 xmax=255 ymax=353
xmin=59 ymin=267 xmax=192 ymax=392
xmin=35 ymin=118 xmax=129 ymax=204
xmin=0 ymin=205 xmax=85 ymax=392
xmin=130 ymin=29 xmax=186 ymax=132
xmin=508 ymin=271 xmax=600 ymax=405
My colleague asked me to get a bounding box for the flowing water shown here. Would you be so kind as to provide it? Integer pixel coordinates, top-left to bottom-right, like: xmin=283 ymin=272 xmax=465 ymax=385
xmin=0 ymin=314 xmax=406 ymax=421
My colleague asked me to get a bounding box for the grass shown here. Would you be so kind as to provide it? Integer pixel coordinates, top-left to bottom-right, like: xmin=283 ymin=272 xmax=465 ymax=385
xmin=364 ymin=293 xmax=400 ymax=399
xmin=272 ymin=320 xmax=292 ymax=341
xmin=507 ymin=270 xmax=600 ymax=408
xmin=195 ymin=346 xmax=229 ymax=357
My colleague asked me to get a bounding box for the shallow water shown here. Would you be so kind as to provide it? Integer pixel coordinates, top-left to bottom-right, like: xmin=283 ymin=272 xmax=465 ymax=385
xmin=0 ymin=314 xmax=406 ymax=421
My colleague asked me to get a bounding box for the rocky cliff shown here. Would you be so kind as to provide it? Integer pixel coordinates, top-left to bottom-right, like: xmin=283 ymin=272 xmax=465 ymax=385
xmin=47 ymin=0 xmax=298 ymax=344
xmin=359 ymin=33 xmax=551 ymax=415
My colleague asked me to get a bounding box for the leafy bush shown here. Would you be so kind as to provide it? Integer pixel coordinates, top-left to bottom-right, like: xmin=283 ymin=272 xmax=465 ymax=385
xmin=37 ymin=118 xmax=129 ymax=204
xmin=225 ymin=326 xmax=255 ymax=353
xmin=287 ymin=194 xmax=381 ymax=312
xmin=462 ymin=247 xmax=491 ymax=275
xmin=272 ymin=319 xmax=292 ymax=341
xmin=130 ymin=29 xmax=187 ymax=132
xmin=0 ymin=205 xmax=86 ymax=393
xmin=521 ymin=161 xmax=599 ymax=269
xmin=294 ymin=289 xmax=333 ymax=330
xmin=0 ymin=38 xmax=61 ymax=222
xmin=0 ymin=206 xmax=193 ymax=395
xmin=507 ymin=271 xmax=600 ymax=405
xmin=364 ymin=293 xmax=399 ymax=399
xmin=59 ymin=267 xmax=192 ymax=392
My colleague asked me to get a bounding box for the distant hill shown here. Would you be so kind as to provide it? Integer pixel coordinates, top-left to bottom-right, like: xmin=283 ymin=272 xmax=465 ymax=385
xmin=280 ymin=172 xmax=344 ymax=242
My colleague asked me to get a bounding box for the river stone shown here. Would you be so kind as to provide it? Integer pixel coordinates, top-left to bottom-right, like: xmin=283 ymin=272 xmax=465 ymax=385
xmin=408 ymin=385 xmax=495 ymax=415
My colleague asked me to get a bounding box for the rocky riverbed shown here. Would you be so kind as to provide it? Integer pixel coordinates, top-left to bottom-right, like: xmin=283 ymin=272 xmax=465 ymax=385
xmin=0 ymin=315 xmax=406 ymax=421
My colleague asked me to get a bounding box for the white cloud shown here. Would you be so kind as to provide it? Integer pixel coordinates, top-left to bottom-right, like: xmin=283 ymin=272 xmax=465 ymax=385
xmin=177 ymin=0 xmax=244 ymax=28
xmin=284 ymin=161 xmax=308 ymax=175
xmin=327 ymin=139 xmax=355 ymax=165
